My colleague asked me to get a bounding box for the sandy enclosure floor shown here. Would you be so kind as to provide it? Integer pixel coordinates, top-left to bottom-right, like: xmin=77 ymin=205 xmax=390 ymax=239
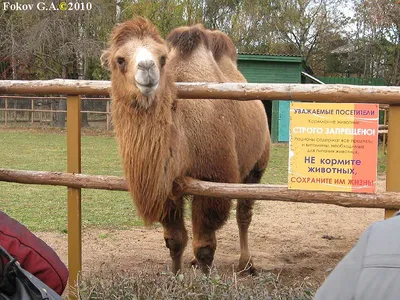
xmin=36 ymin=176 xmax=386 ymax=285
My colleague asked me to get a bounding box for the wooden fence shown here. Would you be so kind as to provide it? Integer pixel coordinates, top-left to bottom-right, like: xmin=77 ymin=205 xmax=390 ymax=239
xmin=0 ymin=95 xmax=389 ymax=135
xmin=0 ymin=95 xmax=112 ymax=130
xmin=1 ymin=79 xmax=400 ymax=299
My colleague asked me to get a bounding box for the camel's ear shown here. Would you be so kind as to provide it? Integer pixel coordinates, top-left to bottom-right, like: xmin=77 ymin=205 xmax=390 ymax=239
xmin=100 ymin=50 xmax=111 ymax=70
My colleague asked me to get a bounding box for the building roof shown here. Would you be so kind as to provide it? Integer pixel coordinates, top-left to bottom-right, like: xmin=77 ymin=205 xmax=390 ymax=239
xmin=238 ymin=53 xmax=303 ymax=63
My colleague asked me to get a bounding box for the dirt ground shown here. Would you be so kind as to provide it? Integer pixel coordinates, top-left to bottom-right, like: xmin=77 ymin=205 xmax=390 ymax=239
xmin=35 ymin=176 xmax=386 ymax=286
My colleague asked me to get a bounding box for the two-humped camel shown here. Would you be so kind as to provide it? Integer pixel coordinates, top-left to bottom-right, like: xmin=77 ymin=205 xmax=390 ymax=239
xmin=101 ymin=17 xmax=270 ymax=274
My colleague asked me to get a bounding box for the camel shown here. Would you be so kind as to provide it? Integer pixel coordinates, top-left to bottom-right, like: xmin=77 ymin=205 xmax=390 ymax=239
xmin=206 ymin=29 xmax=248 ymax=83
xmin=206 ymin=28 xmax=273 ymax=137
xmin=101 ymin=17 xmax=270 ymax=274
xmin=166 ymin=25 xmax=270 ymax=273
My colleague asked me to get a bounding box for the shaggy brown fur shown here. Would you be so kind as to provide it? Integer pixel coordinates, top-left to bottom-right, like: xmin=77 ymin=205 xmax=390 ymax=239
xmin=205 ymin=28 xmax=270 ymax=273
xmin=166 ymin=25 xmax=270 ymax=273
xmin=111 ymin=18 xmax=164 ymax=48
xmin=166 ymin=24 xmax=210 ymax=59
xmin=208 ymin=30 xmax=237 ymax=63
xmin=206 ymin=29 xmax=247 ymax=83
xmin=102 ymin=17 xmax=177 ymax=224
xmin=103 ymin=17 xmax=270 ymax=274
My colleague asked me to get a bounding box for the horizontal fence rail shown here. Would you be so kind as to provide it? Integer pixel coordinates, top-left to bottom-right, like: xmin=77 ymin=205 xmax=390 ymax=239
xmin=0 ymin=169 xmax=399 ymax=209
xmin=0 ymin=169 xmax=128 ymax=191
xmin=1 ymin=80 xmax=400 ymax=103
xmin=0 ymin=95 xmax=110 ymax=100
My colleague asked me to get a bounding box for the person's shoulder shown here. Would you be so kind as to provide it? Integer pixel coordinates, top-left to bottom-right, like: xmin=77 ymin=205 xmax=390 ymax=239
xmin=362 ymin=212 xmax=400 ymax=256
xmin=369 ymin=212 xmax=400 ymax=231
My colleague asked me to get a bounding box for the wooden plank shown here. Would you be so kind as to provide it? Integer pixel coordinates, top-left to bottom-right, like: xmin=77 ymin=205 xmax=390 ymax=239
xmin=80 ymin=111 xmax=107 ymax=114
xmin=386 ymin=105 xmax=400 ymax=218
xmin=1 ymin=95 xmax=66 ymax=99
xmin=0 ymin=80 xmax=110 ymax=96
xmin=177 ymin=83 xmax=400 ymax=102
xmin=383 ymin=108 xmax=388 ymax=154
xmin=0 ymin=108 xmax=67 ymax=113
xmin=182 ymin=178 xmax=400 ymax=209
xmin=4 ymin=98 xmax=7 ymax=125
xmin=0 ymin=80 xmax=400 ymax=103
xmin=106 ymin=100 xmax=110 ymax=131
xmin=50 ymin=102 xmax=53 ymax=124
xmin=0 ymin=169 xmax=127 ymax=190
xmin=1 ymin=169 xmax=400 ymax=209
xmin=31 ymin=99 xmax=34 ymax=124
xmin=66 ymin=95 xmax=81 ymax=299
xmin=0 ymin=95 xmax=110 ymax=101
xmin=82 ymin=97 xmax=111 ymax=101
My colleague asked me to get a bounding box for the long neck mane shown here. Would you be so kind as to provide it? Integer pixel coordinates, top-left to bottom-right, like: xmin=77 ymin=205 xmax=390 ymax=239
xmin=112 ymin=81 xmax=177 ymax=225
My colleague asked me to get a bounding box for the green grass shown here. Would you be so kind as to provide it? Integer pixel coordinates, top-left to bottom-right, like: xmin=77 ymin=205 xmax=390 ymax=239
xmin=0 ymin=129 xmax=141 ymax=232
xmin=262 ymin=144 xmax=289 ymax=185
xmin=0 ymin=128 xmax=387 ymax=232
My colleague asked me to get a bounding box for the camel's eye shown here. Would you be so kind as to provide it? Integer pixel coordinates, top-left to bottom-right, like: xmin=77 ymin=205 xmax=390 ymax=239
xmin=160 ymin=56 xmax=166 ymax=67
xmin=116 ymin=57 xmax=125 ymax=67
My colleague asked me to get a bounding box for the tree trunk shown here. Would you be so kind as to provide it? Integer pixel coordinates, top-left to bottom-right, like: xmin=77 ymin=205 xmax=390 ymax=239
xmin=55 ymin=99 xmax=67 ymax=128
xmin=392 ymin=29 xmax=400 ymax=85
xmin=77 ymin=15 xmax=90 ymax=128
xmin=10 ymin=22 xmax=17 ymax=80
xmin=116 ymin=0 xmax=121 ymax=22
xmin=53 ymin=67 xmax=67 ymax=127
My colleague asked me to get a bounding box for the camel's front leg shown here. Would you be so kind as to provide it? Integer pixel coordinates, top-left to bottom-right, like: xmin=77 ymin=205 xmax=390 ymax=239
xmin=161 ymin=197 xmax=188 ymax=274
xmin=236 ymin=199 xmax=257 ymax=275
xmin=192 ymin=196 xmax=231 ymax=273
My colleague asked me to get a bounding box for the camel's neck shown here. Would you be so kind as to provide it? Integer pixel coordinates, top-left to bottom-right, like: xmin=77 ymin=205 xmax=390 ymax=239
xmin=112 ymin=85 xmax=180 ymax=224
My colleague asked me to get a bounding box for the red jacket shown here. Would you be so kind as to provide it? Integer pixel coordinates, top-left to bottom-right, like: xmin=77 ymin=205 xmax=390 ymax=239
xmin=0 ymin=211 xmax=68 ymax=295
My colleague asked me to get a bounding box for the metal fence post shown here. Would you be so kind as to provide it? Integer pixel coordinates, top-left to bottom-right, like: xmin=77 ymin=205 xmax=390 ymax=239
xmin=67 ymin=95 xmax=82 ymax=299
xmin=386 ymin=105 xmax=400 ymax=219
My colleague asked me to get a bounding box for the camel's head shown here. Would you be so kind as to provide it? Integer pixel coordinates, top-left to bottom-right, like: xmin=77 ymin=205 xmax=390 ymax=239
xmin=102 ymin=17 xmax=169 ymax=108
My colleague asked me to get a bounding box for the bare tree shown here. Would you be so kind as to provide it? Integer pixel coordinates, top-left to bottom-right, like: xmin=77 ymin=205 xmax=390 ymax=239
xmin=349 ymin=0 xmax=400 ymax=84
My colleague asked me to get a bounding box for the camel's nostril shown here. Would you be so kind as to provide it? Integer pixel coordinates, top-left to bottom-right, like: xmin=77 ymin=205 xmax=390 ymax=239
xmin=138 ymin=60 xmax=155 ymax=70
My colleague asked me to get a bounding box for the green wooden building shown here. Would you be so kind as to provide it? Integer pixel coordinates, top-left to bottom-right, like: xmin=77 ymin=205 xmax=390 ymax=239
xmin=237 ymin=54 xmax=387 ymax=142
xmin=237 ymin=54 xmax=303 ymax=142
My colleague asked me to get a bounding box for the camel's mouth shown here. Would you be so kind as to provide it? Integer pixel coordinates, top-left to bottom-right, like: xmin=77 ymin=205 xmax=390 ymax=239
xmin=135 ymin=81 xmax=159 ymax=96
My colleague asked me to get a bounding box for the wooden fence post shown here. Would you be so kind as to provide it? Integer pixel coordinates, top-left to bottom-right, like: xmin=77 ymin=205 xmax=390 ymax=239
xmin=383 ymin=108 xmax=388 ymax=154
xmin=31 ymin=99 xmax=34 ymax=124
xmin=4 ymin=98 xmax=7 ymax=125
xmin=13 ymin=99 xmax=16 ymax=122
xmin=67 ymin=95 xmax=82 ymax=299
xmin=386 ymin=105 xmax=400 ymax=218
xmin=50 ymin=101 xmax=54 ymax=125
xmin=106 ymin=100 xmax=110 ymax=131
